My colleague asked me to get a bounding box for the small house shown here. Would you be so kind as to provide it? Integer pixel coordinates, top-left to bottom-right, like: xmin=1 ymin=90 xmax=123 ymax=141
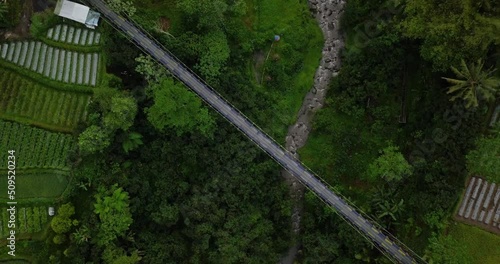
xmin=54 ymin=0 xmax=101 ymax=29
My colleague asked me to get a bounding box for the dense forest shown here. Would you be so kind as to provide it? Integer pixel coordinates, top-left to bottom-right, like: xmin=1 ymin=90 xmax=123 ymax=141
xmin=0 ymin=0 xmax=499 ymax=263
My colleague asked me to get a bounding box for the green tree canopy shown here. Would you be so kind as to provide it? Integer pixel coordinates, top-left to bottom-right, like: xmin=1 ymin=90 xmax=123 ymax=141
xmin=102 ymin=244 xmax=141 ymax=264
xmin=0 ymin=3 xmax=9 ymax=26
xmin=94 ymin=184 xmax=133 ymax=247
xmin=145 ymin=77 xmax=215 ymax=137
xmin=399 ymin=0 xmax=500 ymax=71
xmin=366 ymin=144 xmax=413 ymax=182
xmin=106 ymin=0 xmax=136 ymax=17
xmin=442 ymin=59 xmax=500 ymax=108
xmin=102 ymin=95 xmax=138 ymax=131
xmin=196 ymin=31 xmax=230 ymax=81
xmin=177 ymin=0 xmax=246 ymax=30
xmin=466 ymin=130 xmax=500 ymax=182
xmin=134 ymin=55 xmax=169 ymax=83
xmin=78 ymin=125 xmax=111 ymax=154
xmin=51 ymin=203 xmax=78 ymax=234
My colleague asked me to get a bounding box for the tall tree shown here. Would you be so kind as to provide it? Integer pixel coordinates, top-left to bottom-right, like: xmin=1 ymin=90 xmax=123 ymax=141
xmin=51 ymin=203 xmax=78 ymax=234
xmin=442 ymin=59 xmax=500 ymax=108
xmin=366 ymin=144 xmax=413 ymax=182
xmin=466 ymin=130 xmax=500 ymax=182
xmin=144 ymin=77 xmax=215 ymax=137
xmin=94 ymin=184 xmax=133 ymax=247
xmin=78 ymin=125 xmax=111 ymax=154
xmin=105 ymin=0 xmax=136 ymax=17
xmin=102 ymin=95 xmax=138 ymax=131
xmin=399 ymin=0 xmax=500 ymax=71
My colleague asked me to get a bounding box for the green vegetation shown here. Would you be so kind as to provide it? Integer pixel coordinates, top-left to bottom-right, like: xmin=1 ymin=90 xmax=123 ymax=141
xmin=93 ymin=184 xmax=132 ymax=247
xmin=0 ymin=0 xmax=23 ymax=28
xmin=299 ymin=0 xmax=499 ymax=262
xmin=0 ymin=68 xmax=91 ymax=132
xmin=447 ymin=222 xmax=500 ymax=264
xmin=0 ymin=120 xmax=73 ymax=169
xmin=144 ymin=77 xmax=216 ymax=137
xmin=400 ymin=0 xmax=500 ymax=71
xmin=2 ymin=0 xmax=498 ymax=263
xmin=442 ymin=59 xmax=500 ymax=108
xmin=466 ymin=130 xmax=500 ymax=183
xmin=249 ymin=0 xmax=324 ymax=137
xmin=0 ymin=4 xmax=7 ymax=27
xmin=0 ymin=169 xmax=70 ymax=200
xmin=425 ymin=232 xmax=472 ymax=264
xmin=1 ymin=206 xmax=50 ymax=237
xmin=0 ymin=41 xmax=102 ymax=87
xmin=366 ymin=144 xmax=413 ymax=182
xmin=78 ymin=88 xmax=138 ymax=155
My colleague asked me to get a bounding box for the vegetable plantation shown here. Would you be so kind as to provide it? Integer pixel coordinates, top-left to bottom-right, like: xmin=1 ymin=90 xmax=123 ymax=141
xmin=0 ymin=120 xmax=74 ymax=170
xmin=0 ymin=68 xmax=90 ymax=131
xmin=0 ymin=41 xmax=101 ymax=86
xmin=0 ymin=205 xmax=50 ymax=237
xmin=47 ymin=24 xmax=102 ymax=46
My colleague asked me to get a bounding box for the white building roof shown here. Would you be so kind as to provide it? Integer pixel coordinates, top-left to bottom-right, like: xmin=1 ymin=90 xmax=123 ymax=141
xmin=54 ymin=0 xmax=90 ymax=24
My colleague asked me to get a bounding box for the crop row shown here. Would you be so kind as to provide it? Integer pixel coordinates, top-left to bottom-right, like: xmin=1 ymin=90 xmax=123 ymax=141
xmin=47 ymin=24 xmax=101 ymax=46
xmin=0 ymin=41 xmax=100 ymax=86
xmin=0 ymin=120 xmax=74 ymax=169
xmin=0 ymin=68 xmax=90 ymax=131
xmin=0 ymin=206 xmax=49 ymax=237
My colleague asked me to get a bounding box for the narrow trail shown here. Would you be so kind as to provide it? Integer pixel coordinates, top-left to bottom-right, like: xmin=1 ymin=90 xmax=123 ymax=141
xmin=280 ymin=0 xmax=345 ymax=262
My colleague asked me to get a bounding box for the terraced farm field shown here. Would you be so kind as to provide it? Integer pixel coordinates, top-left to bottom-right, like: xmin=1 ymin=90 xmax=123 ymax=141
xmin=0 ymin=68 xmax=90 ymax=131
xmin=47 ymin=24 xmax=102 ymax=46
xmin=0 ymin=169 xmax=70 ymax=200
xmin=0 ymin=41 xmax=101 ymax=86
xmin=0 ymin=205 xmax=50 ymax=237
xmin=0 ymin=120 xmax=73 ymax=170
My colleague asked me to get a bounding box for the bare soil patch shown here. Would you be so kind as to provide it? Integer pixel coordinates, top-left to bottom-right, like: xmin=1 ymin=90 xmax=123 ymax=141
xmin=158 ymin=16 xmax=171 ymax=31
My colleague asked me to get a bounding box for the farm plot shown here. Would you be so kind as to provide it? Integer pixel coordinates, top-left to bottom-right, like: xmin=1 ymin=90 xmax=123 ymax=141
xmin=0 ymin=169 xmax=70 ymax=201
xmin=0 ymin=205 xmax=50 ymax=238
xmin=0 ymin=120 xmax=74 ymax=170
xmin=456 ymin=177 xmax=500 ymax=234
xmin=47 ymin=24 xmax=102 ymax=46
xmin=0 ymin=41 xmax=101 ymax=86
xmin=0 ymin=68 xmax=91 ymax=131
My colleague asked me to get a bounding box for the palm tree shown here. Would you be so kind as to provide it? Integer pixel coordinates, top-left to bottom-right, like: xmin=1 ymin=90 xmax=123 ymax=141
xmin=73 ymin=225 xmax=91 ymax=245
xmin=442 ymin=59 xmax=500 ymax=108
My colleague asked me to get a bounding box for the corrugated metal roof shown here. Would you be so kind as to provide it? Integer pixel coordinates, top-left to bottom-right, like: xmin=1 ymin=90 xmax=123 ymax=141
xmin=54 ymin=0 xmax=90 ymax=24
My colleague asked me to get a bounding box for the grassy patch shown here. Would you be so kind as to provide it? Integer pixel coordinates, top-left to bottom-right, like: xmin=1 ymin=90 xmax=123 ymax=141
xmin=0 ymin=169 xmax=69 ymax=200
xmin=448 ymin=222 xmax=500 ymax=264
xmin=299 ymin=108 xmax=396 ymax=189
xmin=248 ymin=0 xmax=323 ymax=138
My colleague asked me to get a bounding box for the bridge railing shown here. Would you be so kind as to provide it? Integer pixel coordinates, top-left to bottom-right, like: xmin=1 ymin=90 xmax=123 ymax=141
xmin=85 ymin=1 xmax=427 ymax=263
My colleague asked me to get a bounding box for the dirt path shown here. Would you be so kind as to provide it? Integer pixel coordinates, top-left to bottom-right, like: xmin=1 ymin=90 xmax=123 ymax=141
xmin=280 ymin=0 xmax=346 ymax=263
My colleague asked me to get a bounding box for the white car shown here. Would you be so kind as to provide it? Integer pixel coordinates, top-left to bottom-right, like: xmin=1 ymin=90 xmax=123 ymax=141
xmin=48 ymin=207 xmax=55 ymax=216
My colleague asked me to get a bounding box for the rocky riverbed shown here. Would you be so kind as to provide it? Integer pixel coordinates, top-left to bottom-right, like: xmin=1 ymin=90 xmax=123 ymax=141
xmin=280 ymin=0 xmax=346 ymax=262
